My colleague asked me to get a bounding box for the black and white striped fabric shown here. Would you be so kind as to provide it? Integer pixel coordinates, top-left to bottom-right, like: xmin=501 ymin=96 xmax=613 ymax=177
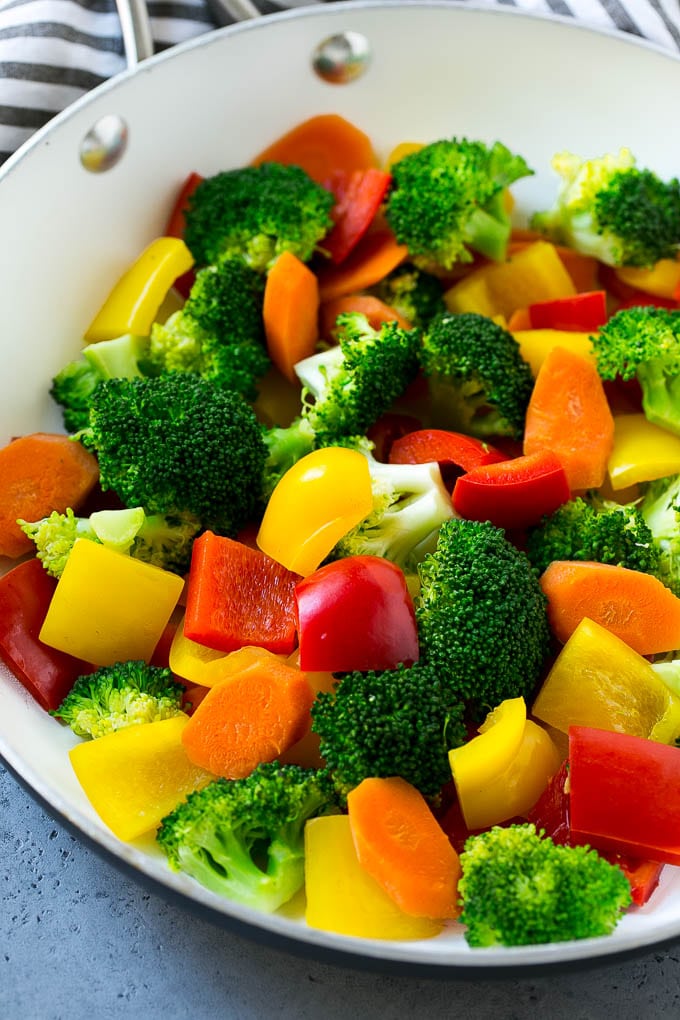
xmin=1 ymin=0 xmax=679 ymax=166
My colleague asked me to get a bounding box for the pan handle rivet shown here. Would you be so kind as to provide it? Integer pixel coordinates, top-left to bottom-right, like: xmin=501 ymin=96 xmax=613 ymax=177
xmin=79 ymin=114 xmax=129 ymax=172
xmin=312 ymin=31 xmax=371 ymax=84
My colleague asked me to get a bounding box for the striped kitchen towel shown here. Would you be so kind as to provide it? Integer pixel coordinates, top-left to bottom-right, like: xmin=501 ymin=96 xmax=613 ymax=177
xmin=1 ymin=0 xmax=679 ymax=165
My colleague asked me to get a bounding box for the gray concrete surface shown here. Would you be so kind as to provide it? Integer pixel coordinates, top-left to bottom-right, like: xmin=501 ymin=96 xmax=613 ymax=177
xmin=3 ymin=762 xmax=680 ymax=1020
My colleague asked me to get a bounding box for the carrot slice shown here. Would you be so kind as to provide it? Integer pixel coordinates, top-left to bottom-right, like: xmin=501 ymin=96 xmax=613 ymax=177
xmin=539 ymin=560 xmax=680 ymax=655
xmin=0 ymin=433 xmax=99 ymax=558
xmin=347 ymin=777 xmax=462 ymax=919
xmin=251 ymin=114 xmax=378 ymax=184
xmin=523 ymin=345 xmax=614 ymax=492
xmin=180 ymin=655 xmax=315 ymax=778
xmin=317 ymin=229 xmax=409 ymax=304
xmin=319 ymin=293 xmax=412 ymax=339
xmin=263 ymin=251 xmax=320 ymax=384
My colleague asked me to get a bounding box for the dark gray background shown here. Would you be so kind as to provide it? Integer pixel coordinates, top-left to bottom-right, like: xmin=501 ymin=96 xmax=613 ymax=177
xmin=3 ymin=764 xmax=680 ymax=1020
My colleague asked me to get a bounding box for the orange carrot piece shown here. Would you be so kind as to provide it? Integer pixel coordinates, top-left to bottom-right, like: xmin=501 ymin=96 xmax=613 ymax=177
xmin=539 ymin=561 xmax=680 ymax=655
xmin=181 ymin=655 xmax=315 ymax=779
xmin=523 ymin=345 xmax=614 ymax=492
xmin=319 ymin=293 xmax=412 ymax=339
xmin=317 ymin=230 xmax=409 ymax=304
xmin=0 ymin=433 xmax=99 ymax=558
xmin=347 ymin=777 xmax=462 ymax=919
xmin=263 ymin=251 xmax=320 ymax=384
xmin=506 ymin=306 xmax=532 ymax=331
xmin=251 ymin=114 xmax=378 ymax=184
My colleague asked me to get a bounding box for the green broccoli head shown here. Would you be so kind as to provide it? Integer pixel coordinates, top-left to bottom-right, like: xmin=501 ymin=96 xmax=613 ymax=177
xmin=84 ymin=374 xmax=268 ymax=536
xmin=531 ymin=148 xmax=680 ymax=268
xmin=311 ymin=662 xmax=467 ymax=802
xmin=182 ymin=163 xmax=335 ymax=271
xmin=525 ymin=495 xmax=660 ymax=577
xmin=416 ymin=518 xmax=551 ymax=719
xmin=331 ymin=455 xmax=455 ymax=578
xmin=51 ymin=333 xmax=147 ymax=434
xmin=420 ymin=311 xmax=534 ymax=439
xmin=590 ymin=306 xmax=680 ymax=436
xmin=297 ymin=312 xmax=421 ymax=445
xmin=147 ymin=257 xmax=269 ymax=401
xmin=261 ymin=313 xmax=421 ymax=498
xmin=639 ymin=474 xmax=680 ymax=597
xmin=18 ymin=508 xmax=96 ymax=577
xmin=370 ymin=263 xmax=447 ymax=329
xmin=157 ymin=763 xmax=336 ymax=913
xmin=458 ymin=823 xmax=632 ymax=947
xmin=53 ymin=660 xmax=186 ymax=738
xmin=385 ymin=138 xmax=533 ymax=270
xmin=18 ymin=506 xmax=200 ymax=578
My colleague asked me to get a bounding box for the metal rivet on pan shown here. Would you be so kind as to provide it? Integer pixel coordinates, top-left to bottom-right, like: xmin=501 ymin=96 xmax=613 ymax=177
xmin=312 ymin=31 xmax=371 ymax=84
xmin=79 ymin=114 xmax=129 ymax=172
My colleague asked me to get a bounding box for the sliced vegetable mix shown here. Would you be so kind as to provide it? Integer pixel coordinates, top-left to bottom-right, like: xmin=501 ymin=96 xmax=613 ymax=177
xmin=3 ymin=112 xmax=680 ymax=951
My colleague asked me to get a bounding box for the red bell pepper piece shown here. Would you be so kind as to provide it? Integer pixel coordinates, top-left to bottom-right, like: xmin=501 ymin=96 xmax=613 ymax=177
xmin=295 ymin=555 xmax=418 ymax=672
xmin=527 ymin=760 xmax=571 ymax=846
xmin=366 ymin=413 xmax=421 ymax=462
xmin=528 ymin=290 xmax=608 ymax=331
xmin=183 ymin=531 xmax=301 ymax=655
xmin=528 ymin=757 xmax=663 ymax=905
xmin=452 ymin=449 xmax=571 ymax=530
xmin=389 ymin=428 xmax=508 ymax=473
xmin=164 ymin=171 xmax=204 ymax=298
xmin=569 ymin=726 xmax=680 ymax=866
xmin=0 ymin=558 xmax=89 ymax=712
xmin=165 ymin=171 xmax=204 ymax=239
xmin=323 ymin=168 xmax=392 ymax=265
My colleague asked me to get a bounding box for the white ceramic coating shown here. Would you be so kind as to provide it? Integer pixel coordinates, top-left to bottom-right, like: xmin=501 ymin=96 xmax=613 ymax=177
xmin=1 ymin=0 xmax=679 ymax=970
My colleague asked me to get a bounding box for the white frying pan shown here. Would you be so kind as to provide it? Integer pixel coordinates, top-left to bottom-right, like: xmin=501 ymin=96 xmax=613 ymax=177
xmin=1 ymin=0 xmax=679 ymax=973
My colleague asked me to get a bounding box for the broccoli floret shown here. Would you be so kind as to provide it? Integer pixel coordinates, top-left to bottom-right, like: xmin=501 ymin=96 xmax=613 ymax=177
xmin=146 ymin=257 xmax=269 ymax=401
xmin=18 ymin=506 xmax=201 ymax=577
xmin=370 ymin=263 xmax=446 ymax=329
xmin=638 ymin=473 xmax=680 ymax=596
xmin=331 ymin=455 xmax=455 ymax=579
xmin=311 ymin=663 xmax=467 ymax=802
xmin=532 ymin=149 xmax=680 ymax=268
xmin=385 ymin=138 xmax=533 ymax=270
xmin=420 ymin=311 xmax=534 ymax=439
xmin=183 ymin=162 xmax=335 ymax=271
xmin=590 ymin=306 xmax=680 ymax=436
xmin=53 ymin=660 xmax=186 ymax=738
xmin=525 ymin=495 xmax=659 ymax=577
xmin=51 ymin=333 xmax=148 ymax=433
xmin=416 ymin=518 xmax=551 ymax=719
xmin=157 ymin=762 xmax=335 ymax=912
xmin=458 ymin=823 xmax=632 ymax=947
xmin=82 ymin=374 xmax=268 ymax=536
xmin=262 ymin=313 xmax=420 ymax=496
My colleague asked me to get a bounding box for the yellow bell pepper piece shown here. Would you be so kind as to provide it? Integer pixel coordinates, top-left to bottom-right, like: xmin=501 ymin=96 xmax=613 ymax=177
xmin=39 ymin=539 xmax=184 ymax=665
xmin=385 ymin=141 xmax=424 ymax=168
xmin=449 ymin=696 xmax=526 ymax=790
xmin=69 ymin=714 xmax=213 ymax=841
xmin=168 ymin=618 xmax=229 ymax=686
xmin=85 ymin=237 xmax=194 ymax=342
xmin=444 ymin=241 xmax=576 ymax=319
xmin=513 ymin=329 xmax=595 ymax=377
xmin=304 ymin=815 xmax=442 ymax=940
xmin=608 ymin=413 xmax=680 ymax=489
xmin=532 ymin=617 xmax=680 ymax=745
xmin=615 ymin=258 xmax=680 ymax=299
xmin=449 ymin=697 xmax=541 ymax=830
xmin=256 ymin=447 xmax=373 ymax=576
xmin=458 ymin=721 xmax=561 ymax=831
